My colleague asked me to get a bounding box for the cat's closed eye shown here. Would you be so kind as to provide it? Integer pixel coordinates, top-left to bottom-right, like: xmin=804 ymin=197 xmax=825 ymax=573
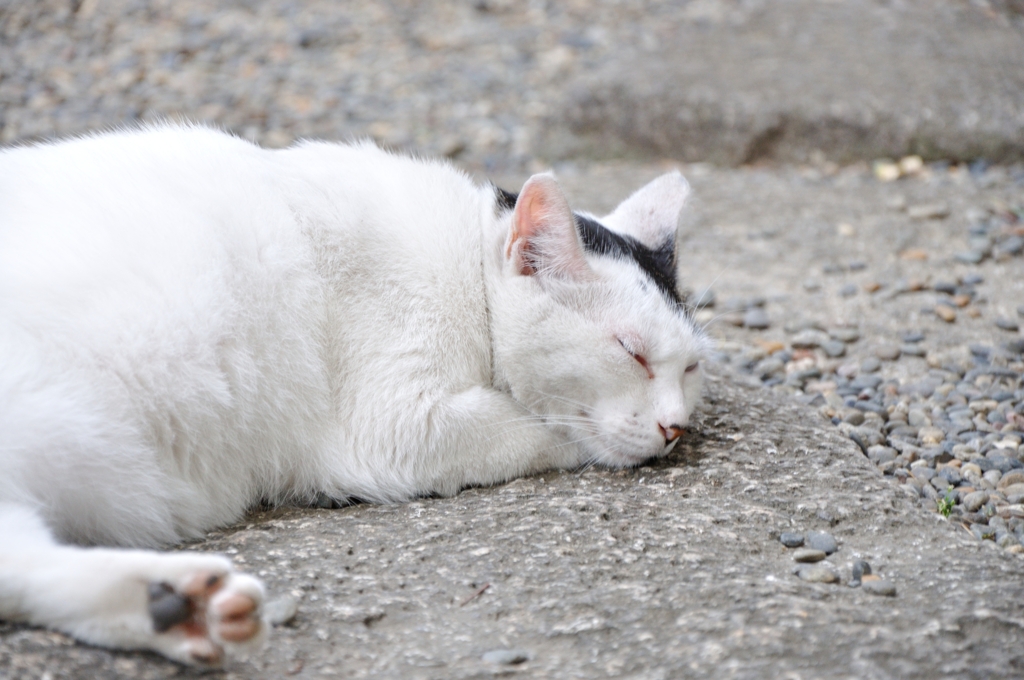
xmin=685 ymin=361 xmax=699 ymax=373
xmin=616 ymin=336 xmax=653 ymax=378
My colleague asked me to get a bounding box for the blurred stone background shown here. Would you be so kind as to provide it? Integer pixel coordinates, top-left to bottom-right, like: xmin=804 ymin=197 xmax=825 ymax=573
xmin=2 ymin=0 xmax=1023 ymax=172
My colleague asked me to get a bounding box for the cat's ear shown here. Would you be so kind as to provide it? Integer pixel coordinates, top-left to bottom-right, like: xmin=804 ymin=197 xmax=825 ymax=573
xmin=506 ymin=173 xmax=591 ymax=279
xmin=602 ymin=171 xmax=690 ymax=250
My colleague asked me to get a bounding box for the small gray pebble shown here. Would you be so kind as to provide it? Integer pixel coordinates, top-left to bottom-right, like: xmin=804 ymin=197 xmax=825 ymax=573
xmin=867 ymin=446 xmax=896 ymax=464
xmin=743 ymin=307 xmax=771 ymax=329
xmin=996 ymin=532 xmax=1019 ymax=548
xmin=839 ymin=283 xmax=858 ymax=297
xmin=861 ymin=579 xmax=897 ymax=597
xmin=482 ymin=649 xmax=530 ymax=665
xmin=790 ymin=329 xmax=829 ymax=349
xmin=830 ymin=327 xmax=861 ymax=343
xmin=902 ymin=331 xmax=925 ymax=343
xmin=849 ymin=560 xmax=872 ymax=587
xmin=962 ymin=491 xmax=990 ymax=513
xmin=971 ymin=523 xmax=997 ymax=541
xmin=901 ymin=344 xmax=926 ymax=357
xmin=1003 ymin=338 xmax=1024 ymax=354
xmin=877 ymin=460 xmax=897 ymax=475
xmin=875 ymin=345 xmax=901 ymax=361
xmin=793 ymin=548 xmax=827 ymax=563
xmin=842 ymin=409 xmax=866 ymax=426
xmin=968 ymin=235 xmax=992 ymax=252
xmin=779 ymin=532 xmax=804 ymax=548
xmin=907 ymin=410 xmax=930 ymax=427
xmin=850 ymin=374 xmax=884 ymax=390
xmin=806 ymin=530 xmax=838 ymax=554
xmin=911 ymin=467 xmax=936 ymax=482
xmin=265 ymin=596 xmax=299 ymax=626
xmin=955 ymin=250 xmax=986 ymax=264
xmin=803 ymin=279 xmax=821 ymax=292
xmin=794 ymin=565 xmax=839 ymax=583
xmin=822 ymin=340 xmax=847 ymax=358
xmin=784 ymin=319 xmax=827 ymax=333
xmin=997 ymin=235 xmax=1024 ymax=256
xmin=995 ymin=318 xmax=1020 ymax=332
xmin=987 ymin=411 xmax=1007 ymax=425
xmin=860 ymin=357 xmax=882 ymax=373
xmin=756 ymin=357 xmax=785 ymax=379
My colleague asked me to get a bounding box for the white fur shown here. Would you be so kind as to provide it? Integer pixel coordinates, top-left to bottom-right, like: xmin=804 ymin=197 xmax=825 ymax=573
xmin=0 ymin=125 xmax=705 ymax=663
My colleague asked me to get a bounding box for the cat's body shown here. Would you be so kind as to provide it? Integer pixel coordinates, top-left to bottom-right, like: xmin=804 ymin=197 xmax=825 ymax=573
xmin=0 ymin=126 xmax=705 ymax=664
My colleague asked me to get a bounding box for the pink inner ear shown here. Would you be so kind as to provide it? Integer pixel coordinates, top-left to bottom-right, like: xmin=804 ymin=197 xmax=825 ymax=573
xmin=508 ymin=174 xmax=590 ymax=279
xmin=509 ymin=187 xmax=548 ymax=275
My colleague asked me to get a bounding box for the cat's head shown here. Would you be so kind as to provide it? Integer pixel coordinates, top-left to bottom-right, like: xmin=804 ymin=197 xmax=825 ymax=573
xmin=489 ymin=170 xmax=708 ymax=468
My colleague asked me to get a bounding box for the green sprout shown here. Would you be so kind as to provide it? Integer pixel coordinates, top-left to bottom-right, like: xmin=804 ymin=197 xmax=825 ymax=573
xmin=937 ymin=491 xmax=955 ymax=518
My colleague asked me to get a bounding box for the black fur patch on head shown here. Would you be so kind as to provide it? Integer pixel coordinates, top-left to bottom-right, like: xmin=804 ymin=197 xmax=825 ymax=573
xmin=494 ymin=186 xmax=518 ymax=214
xmin=492 ymin=186 xmax=683 ymax=312
xmin=574 ymin=213 xmax=683 ymax=311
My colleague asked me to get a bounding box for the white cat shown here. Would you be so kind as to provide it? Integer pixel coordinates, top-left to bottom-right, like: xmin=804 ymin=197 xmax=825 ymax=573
xmin=0 ymin=126 xmax=706 ymax=665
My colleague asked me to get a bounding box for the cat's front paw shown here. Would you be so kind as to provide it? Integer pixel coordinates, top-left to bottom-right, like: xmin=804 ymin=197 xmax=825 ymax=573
xmin=146 ymin=563 xmax=266 ymax=665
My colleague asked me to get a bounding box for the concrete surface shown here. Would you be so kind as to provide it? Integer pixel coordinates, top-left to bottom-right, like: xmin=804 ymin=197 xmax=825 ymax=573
xmin=4 ymin=369 xmax=1023 ymax=679
xmin=559 ymin=0 xmax=1024 ymax=165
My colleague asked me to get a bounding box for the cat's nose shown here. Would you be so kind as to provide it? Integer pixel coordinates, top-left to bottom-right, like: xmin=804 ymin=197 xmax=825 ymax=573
xmin=658 ymin=423 xmax=684 ymax=444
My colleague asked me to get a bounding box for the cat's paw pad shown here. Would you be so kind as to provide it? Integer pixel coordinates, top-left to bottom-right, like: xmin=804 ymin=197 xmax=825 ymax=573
xmin=148 ymin=568 xmax=265 ymax=665
xmin=208 ymin=577 xmax=263 ymax=644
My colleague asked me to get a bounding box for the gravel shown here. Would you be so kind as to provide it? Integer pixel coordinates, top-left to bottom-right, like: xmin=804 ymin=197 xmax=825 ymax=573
xmin=679 ymin=157 xmax=1024 ymax=560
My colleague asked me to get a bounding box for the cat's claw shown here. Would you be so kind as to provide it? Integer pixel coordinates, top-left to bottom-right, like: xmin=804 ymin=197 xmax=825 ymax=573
xmin=147 ymin=567 xmax=266 ymax=665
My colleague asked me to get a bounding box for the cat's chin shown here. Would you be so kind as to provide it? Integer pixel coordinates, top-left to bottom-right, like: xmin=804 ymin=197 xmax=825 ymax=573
xmin=614 ymin=452 xmax=660 ymax=468
xmin=591 ymin=446 xmax=667 ymax=469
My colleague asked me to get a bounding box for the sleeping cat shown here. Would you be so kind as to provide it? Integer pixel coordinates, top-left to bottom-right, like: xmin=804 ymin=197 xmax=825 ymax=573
xmin=0 ymin=126 xmax=706 ymax=665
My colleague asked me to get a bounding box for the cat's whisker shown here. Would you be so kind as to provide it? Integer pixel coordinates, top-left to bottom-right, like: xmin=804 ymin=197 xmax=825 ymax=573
xmin=480 ymin=416 xmax=598 ymax=444
xmin=573 ymin=447 xmax=611 ymax=476
xmin=697 ymin=310 xmax=737 ymax=332
xmin=573 ymin=459 xmax=598 ymax=476
xmin=690 ymin=269 xmax=726 ymax=314
xmin=494 ymin=415 xmax=596 ymax=429
xmin=534 ymin=390 xmax=593 ymax=413
xmin=559 ymin=433 xmax=609 ymax=447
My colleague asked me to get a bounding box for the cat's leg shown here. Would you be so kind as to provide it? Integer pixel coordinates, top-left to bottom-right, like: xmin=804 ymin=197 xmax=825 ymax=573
xmin=0 ymin=503 xmax=266 ymax=666
xmin=418 ymin=386 xmax=586 ymax=496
